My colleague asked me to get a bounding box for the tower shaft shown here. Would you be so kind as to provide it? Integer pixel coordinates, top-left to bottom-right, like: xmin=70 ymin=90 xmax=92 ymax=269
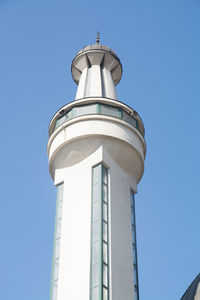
xmin=48 ymin=40 xmax=146 ymax=300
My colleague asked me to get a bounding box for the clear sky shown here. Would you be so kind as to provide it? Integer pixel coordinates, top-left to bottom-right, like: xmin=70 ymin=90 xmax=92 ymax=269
xmin=1 ymin=0 xmax=200 ymax=299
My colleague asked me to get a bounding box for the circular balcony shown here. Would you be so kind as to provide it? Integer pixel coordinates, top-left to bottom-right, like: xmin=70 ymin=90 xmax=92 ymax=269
xmin=47 ymin=98 xmax=146 ymax=183
xmin=49 ymin=97 xmax=145 ymax=138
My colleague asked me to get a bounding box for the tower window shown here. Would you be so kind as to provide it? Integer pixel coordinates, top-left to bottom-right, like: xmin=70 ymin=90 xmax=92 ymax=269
xmin=50 ymin=183 xmax=64 ymax=300
xmin=91 ymin=164 xmax=109 ymax=300
xmin=131 ymin=191 xmax=139 ymax=300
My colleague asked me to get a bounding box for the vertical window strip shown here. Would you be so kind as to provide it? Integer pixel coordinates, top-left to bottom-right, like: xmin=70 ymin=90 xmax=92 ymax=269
xmin=97 ymin=103 xmax=101 ymax=114
xmin=118 ymin=108 xmax=122 ymax=119
xmin=91 ymin=164 xmax=109 ymax=300
xmin=131 ymin=191 xmax=139 ymax=300
xmin=50 ymin=183 xmax=64 ymax=300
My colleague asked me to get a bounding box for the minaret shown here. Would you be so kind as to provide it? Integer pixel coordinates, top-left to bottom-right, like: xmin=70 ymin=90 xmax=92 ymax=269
xmin=47 ymin=35 xmax=146 ymax=300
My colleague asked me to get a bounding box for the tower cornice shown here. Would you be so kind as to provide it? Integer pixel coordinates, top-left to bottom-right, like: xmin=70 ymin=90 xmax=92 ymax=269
xmin=71 ymin=44 xmax=122 ymax=85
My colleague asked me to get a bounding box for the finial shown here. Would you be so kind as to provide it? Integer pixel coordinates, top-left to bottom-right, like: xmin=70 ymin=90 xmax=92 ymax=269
xmin=96 ymin=32 xmax=100 ymax=44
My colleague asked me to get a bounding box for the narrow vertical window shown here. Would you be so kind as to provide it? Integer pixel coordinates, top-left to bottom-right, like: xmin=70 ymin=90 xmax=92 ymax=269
xmin=91 ymin=164 xmax=109 ymax=300
xmin=131 ymin=191 xmax=139 ymax=300
xmin=50 ymin=183 xmax=64 ymax=300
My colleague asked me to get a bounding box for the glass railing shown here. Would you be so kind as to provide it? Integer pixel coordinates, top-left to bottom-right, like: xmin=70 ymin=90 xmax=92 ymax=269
xmin=53 ymin=103 xmax=140 ymax=134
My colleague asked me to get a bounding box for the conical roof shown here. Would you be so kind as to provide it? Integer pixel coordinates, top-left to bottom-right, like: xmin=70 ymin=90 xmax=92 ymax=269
xmin=180 ymin=274 xmax=200 ymax=300
xmin=75 ymin=43 xmax=118 ymax=58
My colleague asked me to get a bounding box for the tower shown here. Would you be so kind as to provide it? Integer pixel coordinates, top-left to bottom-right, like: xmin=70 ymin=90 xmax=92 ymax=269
xmin=47 ymin=36 xmax=146 ymax=300
xmin=180 ymin=274 xmax=200 ymax=300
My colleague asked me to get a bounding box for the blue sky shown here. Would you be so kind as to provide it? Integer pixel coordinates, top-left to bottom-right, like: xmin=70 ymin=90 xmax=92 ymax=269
xmin=1 ymin=0 xmax=200 ymax=299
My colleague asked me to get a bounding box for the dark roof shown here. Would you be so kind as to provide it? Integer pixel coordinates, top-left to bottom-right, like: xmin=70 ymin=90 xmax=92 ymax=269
xmin=75 ymin=44 xmax=118 ymax=58
xmin=180 ymin=273 xmax=200 ymax=300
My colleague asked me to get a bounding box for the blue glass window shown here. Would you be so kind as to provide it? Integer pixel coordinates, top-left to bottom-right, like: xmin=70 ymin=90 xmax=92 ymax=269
xmin=131 ymin=191 xmax=139 ymax=300
xmin=50 ymin=183 xmax=64 ymax=300
xmin=91 ymin=164 xmax=109 ymax=300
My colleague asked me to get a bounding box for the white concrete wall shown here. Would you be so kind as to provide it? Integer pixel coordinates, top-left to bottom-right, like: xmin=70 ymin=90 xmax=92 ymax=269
xmin=53 ymin=146 xmax=138 ymax=300
xmin=75 ymin=65 xmax=118 ymax=100
xmin=103 ymin=68 xmax=117 ymax=99
xmin=103 ymin=149 xmax=137 ymax=300
xmin=54 ymin=148 xmax=103 ymax=300
xmin=75 ymin=68 xmax=87 ymax=99
xmin=48 ymin=115 xmax=145 ymax=182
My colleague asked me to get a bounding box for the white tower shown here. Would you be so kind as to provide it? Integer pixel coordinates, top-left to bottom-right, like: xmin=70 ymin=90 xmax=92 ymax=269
xmin=47 ymin=35 xmax=146 ymax=300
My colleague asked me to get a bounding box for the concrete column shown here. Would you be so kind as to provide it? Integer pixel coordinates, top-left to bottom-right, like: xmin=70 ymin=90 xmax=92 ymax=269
xmin=75 ymin=67 xmax=88 ymax=100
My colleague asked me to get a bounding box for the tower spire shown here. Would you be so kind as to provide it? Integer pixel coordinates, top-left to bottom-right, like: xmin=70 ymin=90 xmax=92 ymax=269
xmin=96 ymin=31 xmax=100 ymax=44
xmin=71 ymin=36 xmax=122 ymax=100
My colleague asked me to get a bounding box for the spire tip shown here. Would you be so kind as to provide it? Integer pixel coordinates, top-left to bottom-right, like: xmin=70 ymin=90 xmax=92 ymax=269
xmin=96 ymin=32 xmax=100 ymax=44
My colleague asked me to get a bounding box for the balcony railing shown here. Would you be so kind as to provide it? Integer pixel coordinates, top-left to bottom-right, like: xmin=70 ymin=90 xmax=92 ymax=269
xmin=52 ymin=103 xmax=141 ymax=135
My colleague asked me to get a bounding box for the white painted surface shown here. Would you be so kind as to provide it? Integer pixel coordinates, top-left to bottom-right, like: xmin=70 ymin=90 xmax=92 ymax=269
xmin=55 ymin=148 xmax=102 ymax=300
xmin=48 ymin=43 xmax=146 ymax=300
xmin=89 ymin=65 xmax=102 ymax=97
xmin=48 ymin=115 xmax=145 ymax=182
xmin=53 ymin=146 xmax=138 ymax=300
xmin=104 ymin=149 xmax=137 ymax=300
xmin=75 ymin=68 xmax=87 ymax=99
xmin=75 ymin=64 xmax=118 ymax=100
xmin=103 ymin=68 xmax=117 ymax=99
xmin=71 ymin=46 xmax=122 ymax=99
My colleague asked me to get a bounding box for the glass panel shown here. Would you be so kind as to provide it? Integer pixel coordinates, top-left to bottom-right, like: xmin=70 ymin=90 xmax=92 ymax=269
xmin=51 ymin=281 xmax=58 ymax=300
xmin=56 ymin=115 xmax=66 ymax=127
xmin=103 ymin=184 xmax=107 ymax=203
xmin=101 ymin=104 xmax=119 ymax=118
xmin=93 ymin=201 xmax=100 ymax=221
xmin=92 ymin=263 xmax=100 ymax=287
xmin=103 ymin=287 xmax=108 ymax=300
xmin=134 ymin=290 xmax=138 ymax=300
xmin=134 ymin=269 xmax=137 ymax=285
xmin=92 ymin=241 xmax=100 ymax=263
xmin=92 ymin=286 xmax=99 ymax=300
xmin=91 ymin=164 xmax=109 ymax=299
xmin=130 ymin=118 xmax=138 ymax=128
xmin=57 ymin=185 xmax=63 ymax=202
xmin=103 ymin=221 xmax=108 ymax=242
xmin=55 ymin=120 xmax=60 ymax=129
xmin=130 ymin=191 xmax=139 ymax=300
xmin=56 ymin=219 xmax=61 ymax=239
xmin=123 ymin=111 xmax=137 ymax=128
xmin=132 ymin=231 xmax=136 ymax=245
xmin=66 ymin=110 xmax=72 ymax=120
xmin=103 ymin=203 xmax=107 ymax=222
xmin=102 ymin=166 xmax=108 ymax=185
xmin=55 ymin=110 xmax=73 ymax=129
xmin=131 ymin=211 xmax=134 ymax=225
xmin=103 ymin=264 xmax=108 ymax=287
xmin=92 ymin=221 xmax=100 ymax=242
xmin=93 ymin=183 xmax=100 ymax=203
xmin=74 ymin=104 xmax=97 ymax=117
xmin=57 ymin=201 xmax=63 ymax=220
xmin=50 ymin=183 xmax=63 ymax=300
xmin=53 ymin=260 xmax=59 ymax=281
xmin=131 ymin=193 xmax=134 ymax=206
xmin=93 ymin=166 xmax=101 ymax=184
xmin=54 ymin=239 xmax=60 ymax=259
xmin=103 ymin=242 xmax=108 ymax=264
